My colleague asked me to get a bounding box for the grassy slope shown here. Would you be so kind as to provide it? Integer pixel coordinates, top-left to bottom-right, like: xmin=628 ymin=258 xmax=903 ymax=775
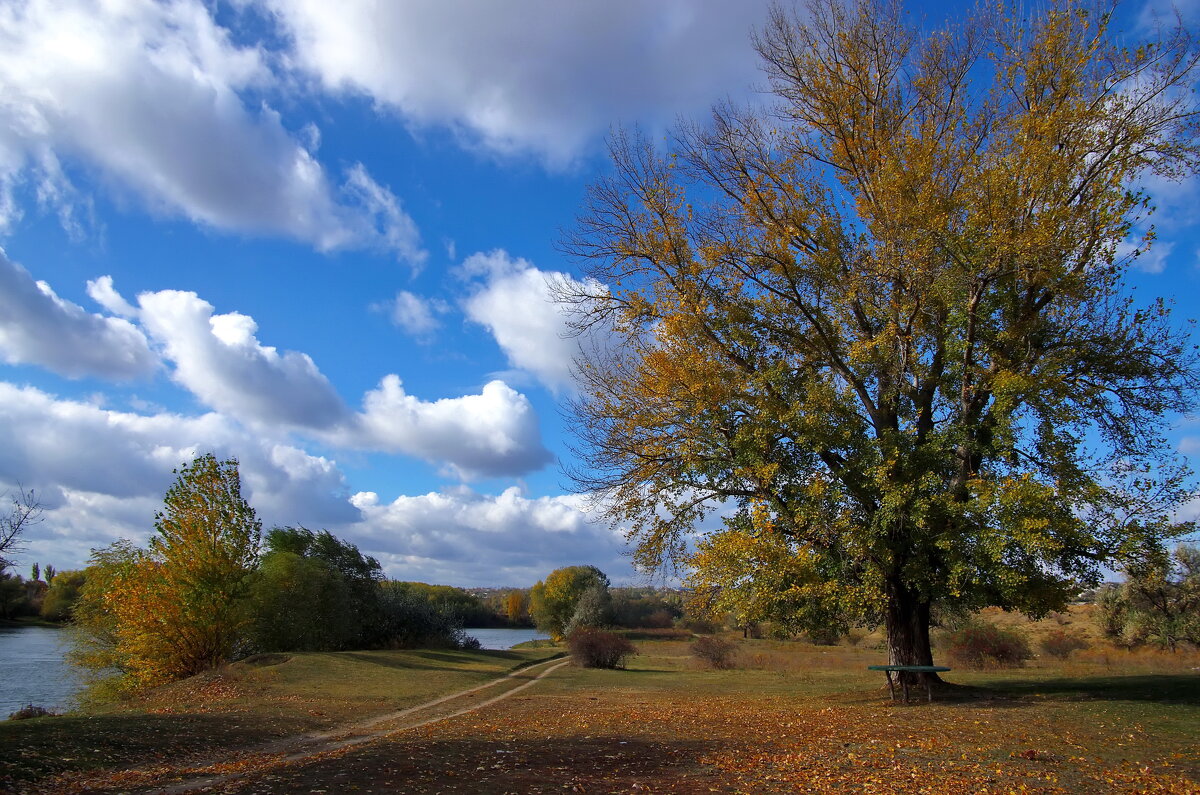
xmin=0 ymin=646 xmax=558 ymax=789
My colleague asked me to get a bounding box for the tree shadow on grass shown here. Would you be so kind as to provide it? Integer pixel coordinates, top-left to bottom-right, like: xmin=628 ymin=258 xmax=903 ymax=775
xmin=840 ymin=674 xmax=1200 ymax=708
xmin=983 ymin=674 xmax=1200 ymax=707
xmin=0 ymin=711 xmax=307 ymax=788
xmin=220 ymin=735 xmax=725 ymax=794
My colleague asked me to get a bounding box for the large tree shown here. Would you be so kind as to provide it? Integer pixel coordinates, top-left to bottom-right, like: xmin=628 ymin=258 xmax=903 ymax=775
xmin=562 ymin=0 xmax=1200 ymax=681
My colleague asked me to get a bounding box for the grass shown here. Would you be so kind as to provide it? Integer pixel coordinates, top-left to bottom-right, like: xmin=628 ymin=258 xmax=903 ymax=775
xmin=0 ymin=646 xmax=559 ymax=790
xmin=3 ymin=624 xmax=1198 ymax=793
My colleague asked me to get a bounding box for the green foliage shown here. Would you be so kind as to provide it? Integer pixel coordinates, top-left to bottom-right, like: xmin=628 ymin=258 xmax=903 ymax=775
xmin=564 ymin=583 xmax=613 ymax=636
xmin=39 ymin=569 xmax=85 ymax=623
xmin=375 ymin=582 xmax=475 ymax=649
xmin=946 ymin=623 xmax=1032 ymax=669
xmin=1100 ymin=544 xmax=1200 ymax=651
xmin=249 ymin=527 xmax=383 ymax=652
xmin=0 ymin=570 xmax=25 ymax=619
xmin=389 ymin=582 xmax=498 ymax=628
xmin=566 ymin=627 xmax=636 ymax=669
xmin=609 ymin=587 xmax=681 ymax=629
xmin=529 ymin=565 xmax=610 ymax=640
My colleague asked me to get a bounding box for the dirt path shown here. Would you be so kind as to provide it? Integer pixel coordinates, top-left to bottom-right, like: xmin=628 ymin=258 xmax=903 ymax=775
xmin=48 ymin=655 xmax=571 ymax=794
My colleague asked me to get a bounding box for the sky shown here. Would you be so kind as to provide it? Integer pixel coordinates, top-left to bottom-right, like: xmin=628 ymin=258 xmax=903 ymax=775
xmin=0 ymin=0 xmax=1198 ymax=588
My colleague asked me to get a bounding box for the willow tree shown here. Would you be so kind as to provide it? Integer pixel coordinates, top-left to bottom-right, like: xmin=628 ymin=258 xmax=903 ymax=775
xmin=561 ymin=0 xmax=1199 ymax=679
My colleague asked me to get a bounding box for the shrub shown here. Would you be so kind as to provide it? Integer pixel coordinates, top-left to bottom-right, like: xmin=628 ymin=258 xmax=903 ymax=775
xmin=946 ymin=623 xmax=1032 ymax=668
xmin=567 ymin=628 xmax=636 ymax=669
xmin=690 ymin=635 xmax=737 ymax=669
xmin=8 ymin=704 xmax=54 ymax=720
xmin=1040 ymin=629 xmax=1088 ymax=659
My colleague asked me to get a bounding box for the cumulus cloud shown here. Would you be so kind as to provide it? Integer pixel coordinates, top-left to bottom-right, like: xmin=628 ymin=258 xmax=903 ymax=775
xmin=265 ymin=0 xmax=768 ymax=165
xmin=137 ymin=289 xmax=348 ymax=430
xmin=346 ymin=376 xmax=552 ymax=479
xmin=0 ymin=251 xmax=157 ymax=379
xmin=0 ymin=0 xmax=423 ymax=262
xmin=133 ymin=286 xmax=550 ymax=477
xmin=0 ymin=382 xmax=360 ymax=568
xmin=461 ymin=250 xmax=606 ymax=393
xmin=348 ymin=486 xmax=631 ymax=585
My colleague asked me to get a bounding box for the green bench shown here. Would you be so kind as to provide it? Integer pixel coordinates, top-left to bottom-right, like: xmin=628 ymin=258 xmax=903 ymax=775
xmin=867 ymin=665 xmax=951 ymax=703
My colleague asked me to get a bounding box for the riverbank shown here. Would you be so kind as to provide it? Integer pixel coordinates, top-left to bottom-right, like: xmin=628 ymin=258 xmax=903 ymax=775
xmin=3 ymin=637 xmax=1198 ymax=793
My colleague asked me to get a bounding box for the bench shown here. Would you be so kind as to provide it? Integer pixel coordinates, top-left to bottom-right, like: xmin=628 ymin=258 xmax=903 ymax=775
xmin=867 ymin=665 xmax=951 ymax=703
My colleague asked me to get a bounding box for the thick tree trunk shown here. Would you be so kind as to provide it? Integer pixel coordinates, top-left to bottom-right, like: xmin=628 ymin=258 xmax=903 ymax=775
xmin=884 ymin=577 xmax=941 ymax=688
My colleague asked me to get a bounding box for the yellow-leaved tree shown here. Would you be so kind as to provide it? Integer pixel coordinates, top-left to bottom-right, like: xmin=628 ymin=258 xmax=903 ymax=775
xmin=561 ymin=0 xmax=1200 ymax=685
xmin=74 ymin=454 xmax=260 ymax=691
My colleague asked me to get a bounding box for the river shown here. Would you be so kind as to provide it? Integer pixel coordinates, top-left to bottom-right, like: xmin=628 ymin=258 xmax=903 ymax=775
xmin=0 ymin=625 xmax=83 ymax=716
xmin=462 ymin=627 xmax=549 ymax=649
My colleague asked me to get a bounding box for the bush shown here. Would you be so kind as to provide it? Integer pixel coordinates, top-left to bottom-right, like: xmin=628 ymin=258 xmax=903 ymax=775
xmin=567 ymin=628 xmax=636 ymax=669
xmin=946 ymin=623 xmax=1032 ymax=668
xmin=690 ymin=635 xmax=737 ymax=669
xmin=1040 ymin=629 xmax=1088 ymax=659
xmin=8 ymin=704 xmax=54 ymax=720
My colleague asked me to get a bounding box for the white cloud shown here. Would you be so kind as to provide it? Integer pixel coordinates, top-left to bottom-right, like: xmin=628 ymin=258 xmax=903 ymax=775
xmin=0 ymin=382 xmax=574 ymax=581
xmin=347 ymin=376 xmax=552 ymax=479
xmin=385 ymin=290 xmax=447 ymax=339
xmin=86 ymin=275 xmax=138 ymax=318
xmin=0 ymin=251 xmax=157 ymax=379
xmin=461 ymin=249 xmax=606 ymax=393
xmin=348 ymin=486 xmax=631 ymax=586
xmin=137 ymin=289 xmax=348 ymax=430
xmin=265 ymin=0 xmax=769 ymax=165
xmin=134 ymin=287 xmax=551 ymax=477
xmin=0 ymin=382 xmax=360 ymax=569
xmin=0 ymin=0 xmax=423 ymax=262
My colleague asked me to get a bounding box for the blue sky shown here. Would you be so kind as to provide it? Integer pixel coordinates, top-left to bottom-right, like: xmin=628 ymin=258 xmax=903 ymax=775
xmin=0 ymin=0 xmax=1197 ymax=587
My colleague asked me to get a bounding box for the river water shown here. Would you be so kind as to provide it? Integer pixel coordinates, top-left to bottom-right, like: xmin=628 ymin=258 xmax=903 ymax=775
xmin=462 ymin=627 xmax=549 ymax=649
xmin=0 ymin=625 xmax=83 ymax=716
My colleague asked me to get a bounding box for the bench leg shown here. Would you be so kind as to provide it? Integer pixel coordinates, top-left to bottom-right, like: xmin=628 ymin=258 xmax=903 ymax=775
xmin=901 ymin=678 xmax=909 ymax=703
xmin=927 ymin=680 xmax=933 ymax=702
xmin=884 ymin=671 xmax=895 ymax=701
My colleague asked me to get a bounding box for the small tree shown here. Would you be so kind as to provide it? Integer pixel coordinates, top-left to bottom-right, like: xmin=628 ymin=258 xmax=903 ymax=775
xmin=1101 ymin=545 xmax=1200 ymax=651
xmin=530 ymin=565 xmax=610 ymax=640
xmin=504 ymin=590 xmax=527 ymax=624
xmin=74 ymin=454 xmax=261 ymax=689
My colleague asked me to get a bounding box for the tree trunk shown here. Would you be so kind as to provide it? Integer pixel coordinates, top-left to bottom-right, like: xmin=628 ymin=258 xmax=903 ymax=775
xmin=884 ymin=577 xmax=941 ymax=688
